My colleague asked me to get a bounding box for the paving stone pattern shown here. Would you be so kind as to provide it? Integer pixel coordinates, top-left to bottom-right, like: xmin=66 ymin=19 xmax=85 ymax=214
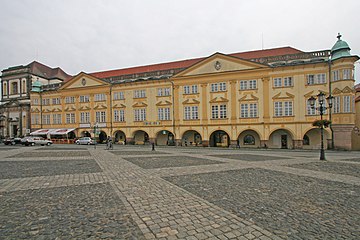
xmin=288 ymin=162 xmax=360 ymax=177
xmin=208 ymin=154 xmax=291 ymax=161
xmin=0 ymin=183 xmax=144 ymax=239
xmin=164 ymin=168 xmax=360 ymax=239
xmin=0 ymin=144 xmax=359 ymax=239
xmin=8 ymin=151 xmax=91 ymax=158
xmin=123 ymin=155 xmax=223 ymax=169
xmin=0 ymin=159 xmax=102 ymax=179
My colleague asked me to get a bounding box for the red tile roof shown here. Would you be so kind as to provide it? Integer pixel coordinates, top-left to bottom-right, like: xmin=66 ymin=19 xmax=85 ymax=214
xmin=28 ymin=61 xmax=72 ymax=81
xmin=90 ymin=47 xmax=302 ymax=79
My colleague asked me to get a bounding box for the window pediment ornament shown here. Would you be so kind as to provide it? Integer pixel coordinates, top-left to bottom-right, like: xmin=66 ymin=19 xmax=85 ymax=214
xmin=342 ymin=86 xmax=354 ymax=93
xmin=156 ymin=100 xmax=172 ymax=106
xmin=113 ymin=103 xmax=126 ymax=108
xmin=239 ymin=94 xmax=259 ymax=101
xmin=182 ymin=99 xmax=200 ymax=104
xmin=332 ymin=88 xmax=342 ymax=95
xmin=132 ymin=102 xmax=148 ymax=108
xmin=209 ymin=96 xmax=229 ymax=103
xmin=94 ymin=104 xmax=107 ymax=110
xmin=78 ymin=106 xmax=91 ymax=111
xmin=272 ymin=92 xmax=295 ymax=100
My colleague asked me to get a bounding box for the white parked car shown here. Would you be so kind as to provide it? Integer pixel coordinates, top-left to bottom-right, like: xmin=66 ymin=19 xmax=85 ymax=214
xmin=75 ymin=137 xmax=95 ymax=145
xmin=24 ymin=137 xmax=53 ymax=146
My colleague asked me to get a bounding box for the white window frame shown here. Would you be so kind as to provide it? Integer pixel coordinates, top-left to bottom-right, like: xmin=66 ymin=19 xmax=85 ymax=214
xmin=52 ymin=114 xmax=62 ymax=124
xmin=274 ymin=78 xmax=282 ymax=87
xmin=95 ymin=93 xmax=106 ymax=101
xmin=219 ymin=82 xmax=227 ymax=91
xmin=79 ymin=95 xmax=90 ymax=103
xmin=192 ymin=85 xmax=198 ymax=94
xmin=333 ymin=96 xmax=340 ymax=113
xmin=134 ymin=90 xmax=146 ymax=98
xmin=343 ymin=96 xmax=351 ymax=113
xmin=249 ymin=80 xmax=257 ymax=89
xmin=114 ymin=109 xmax=125 ymax=122
xmin=211 ymin=105 xmax=219 ymax=118
xmin=134 ymin=108 xmax=146 ymax=121
xmin=80 ymin=112 xmax=90 ymax=123
xmin=66 ymin=113 xmax=76 ymax=124
xmin=283 ymin=77 xmax=293 ymax=87
xmin=95 ymin=111 xmax=106 ymax=123
xmin=240 ymin=81 xmax=248 ymax=90
xmin=113 ymin=92 xmax=124 ymax=100
xmin=65 ymin=96 xmax=75 ymax=103
xmin=211 ymin=83 xmax=218 ymax=92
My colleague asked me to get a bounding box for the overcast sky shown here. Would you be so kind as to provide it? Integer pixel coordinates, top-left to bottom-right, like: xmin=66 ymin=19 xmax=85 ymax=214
xmin=0 ymin=0 xmax=359 ymax=81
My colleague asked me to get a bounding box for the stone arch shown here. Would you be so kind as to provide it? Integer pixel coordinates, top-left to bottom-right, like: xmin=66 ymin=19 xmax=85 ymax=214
xmin=98 ymin=130 xmax=107 ymax=143
xmin=268 ymin=129 xmax=294 ymax=149
xmin=303 ymin=128 xmax=330 ymax=150
xmin=156 ymin=130 xmax=175 ymax=146
xmin=80 ymin=130 xmax=91 ymax=137
xmin=238 ymin=129 xmax=261 ymax=148
xmin=209 ymin=130 xmax=230 ymax=147
xmin=114 ymin=130 xmax=126 ymax=144
xmin=133 ymin=130 xmax=149 ymax=145
xmin=181 ymin=130 xmax=202 ymax=146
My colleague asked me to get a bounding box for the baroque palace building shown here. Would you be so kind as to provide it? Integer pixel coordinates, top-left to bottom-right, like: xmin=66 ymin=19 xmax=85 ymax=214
xmin=0 ymin=61 xmax=71 ymax=138
xmin=3 ymin=34 xmax=359 ymax=149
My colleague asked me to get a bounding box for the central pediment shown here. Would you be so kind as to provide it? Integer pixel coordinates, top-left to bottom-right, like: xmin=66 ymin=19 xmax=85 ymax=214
xmin=60 ymin=72 xmax=109 ymax=90
xmin=174 ymin=53 xmax=268 ymax=77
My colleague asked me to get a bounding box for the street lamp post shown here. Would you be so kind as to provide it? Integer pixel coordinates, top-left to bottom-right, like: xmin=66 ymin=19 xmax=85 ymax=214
xmin=93 ymin=122 xmax=98 ymax=149
xmin=308 ymin=92 xmax=333 ymax=160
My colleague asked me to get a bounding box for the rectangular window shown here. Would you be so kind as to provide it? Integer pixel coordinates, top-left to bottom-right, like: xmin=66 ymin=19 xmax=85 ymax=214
xmin=249 ymin=80 xmax=257 ymax=89
xmin=333 ymin=96 xmax=340 ymax=113
xmin=134 ymin=108 xmax=146 ymax=121
xmin=113 ymin=92 xmax=124 ymax=100
xmin=33 ymin=98 xmax=39 ymax=105
xmin=11 ymin=82 xmax=18 ymax=94
xmin=211 ymin=83 xmax=218 ymax=92
xmin=219 ymin=104 xmax=227 ymax=118
xmin=274 ymin=102 xmax=283 ymax=117
xmin=307 ymin=100 xmax=317 ymax=115
xmin=158 ymin=107 xmax=171 ymax=120
xmin=79 ymin=95 xmax=90 ymax=102
xmin=32 ymin=114 xmax=40 ymax=125
xmin=157 ymin=88 xmax=171 ymax=96
xmin=183 ymin=85 xmax=190 ymax=94
xmin=96 ymin=111 xmax=106 ymax=123
xmin=240 ymin=81 xmax=247 ymax=90
xmin=52 ymin=114 xmax=62 ymax=124
xmin=114 ymin=109 xmax=125 ymax=122
xmin=192 ymin=85 xmax=198 ymax=93
xmin=211 ymin=105 xmax=219 ymax=119
xmin=191 ymin=106 xmax=198 ymax=119
xmin=343 ymin=96 xmax=351 ymax=113
xmin=249 ymin=103 xmax=258 ymax=118
xmin=65 ymin=96 xmax=75 ymax=103
xmin=219 ymin=82 xmax=227 ymax=91
xmin=42 ymin=115 xmax=51 ymax=125
xmin=307 ymin=75 xmax=315 ymax=85
xmin=240 ymin=104 xmax=248 ymax=118
xmin=95 ymin=93 xmax=106 ymax=101
xmin=184 ymin=106 xmax=191 ymax=120
xmin=343 ymin=69 xmax=352 ymax=80
xmin=316 ymin=74 xmax=326 ymax=84
xmin=164 ymin=88 xmax=171 ymax=96
xmin=284 ymin=101 xmax=293 ymax=116
xmin=332 ymin=70 xmax=340 ymax=81
xmin=66 ymin=113 xmax=76 ymax=124
xmin=283 ymin=77 xmax=293 ymax=87
xmin=134 ymin=90 xmax=146 ymax=98
xmin=274 ymin=78 xmax=282 ymax=87
xmin=42 ymin=98 xmax=50 ymax=105
xmin=52 ymin=98 xmax=61 ymax=105
xmin=80 ymin=112 xmax=90 ymax=123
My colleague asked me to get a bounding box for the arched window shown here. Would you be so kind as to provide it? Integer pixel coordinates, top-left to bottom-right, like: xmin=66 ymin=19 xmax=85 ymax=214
xmin=244 ymin=134 xmax=255 ymax=145
xmin=303 ymin=135 xmax=310 ymax=145
xmin=22 ymin=80 xmax=26 ymax=93
xmin=11 ymin=82 xmax=18 ymax=94
xmin=3 ymin=82 xmax=7 ymax=95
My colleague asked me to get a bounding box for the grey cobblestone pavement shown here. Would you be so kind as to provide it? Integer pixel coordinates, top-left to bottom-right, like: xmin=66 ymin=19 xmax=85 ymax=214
xmin=0 ymin=144 xmax=359 ymax=239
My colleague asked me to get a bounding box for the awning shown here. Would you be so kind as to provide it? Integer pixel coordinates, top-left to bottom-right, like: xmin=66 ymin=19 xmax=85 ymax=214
xmin=30 ymin=128 xmax=75 ymax=136
xmin=30 ymin=129 xmax=53 ymax=135
xmin=49 ymin=128 xmax=76 ymax=135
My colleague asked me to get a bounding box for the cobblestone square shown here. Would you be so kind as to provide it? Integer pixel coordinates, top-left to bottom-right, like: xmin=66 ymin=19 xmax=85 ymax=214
xmin=208 ymin=153 xmax=291 ymax=161
xmin=164 ymin=168 xmax=360 ymax=239
xmin=0 ymin=183 xmax=144 ymax=239
xmin=8 ymin=150 xmax=91 ymax=158
xmin=0 ymin=144 xmax=359 ymax=239
xmin=110 ymin=150 xmax=169 ymax=156
xmin=288 ymin=162 xmax=360 ymax=177
xmin=0 ymin=159 xmax=102 ymax=179
xmin=123 ymin=155 xmax=222 ymax=169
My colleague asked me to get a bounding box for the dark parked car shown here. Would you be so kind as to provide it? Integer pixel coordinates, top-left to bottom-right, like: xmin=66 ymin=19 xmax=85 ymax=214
xmin=4 ymin=138 xmax=22 ymax=145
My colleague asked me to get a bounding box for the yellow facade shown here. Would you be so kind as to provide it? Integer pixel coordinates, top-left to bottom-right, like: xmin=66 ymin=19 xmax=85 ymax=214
xmin=30 ymin=51 xmax=358 ymax=149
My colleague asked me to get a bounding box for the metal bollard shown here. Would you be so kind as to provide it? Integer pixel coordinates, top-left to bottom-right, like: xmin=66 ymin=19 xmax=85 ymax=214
xmin=152 ymin=142 xmax=155 ymax=151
